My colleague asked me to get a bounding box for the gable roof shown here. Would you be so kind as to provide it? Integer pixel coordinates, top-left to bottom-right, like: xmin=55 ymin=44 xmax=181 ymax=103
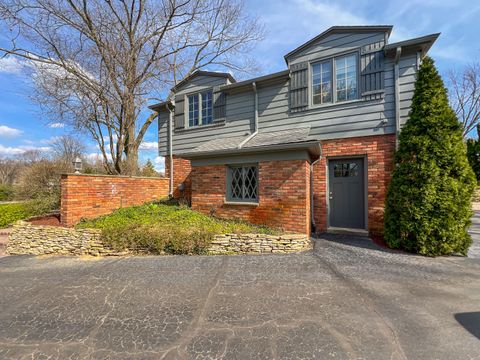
xmin=171 ymin=70 xmax=236 ymax=93
xmin=284 ymin=25 xmax=393 ymax=61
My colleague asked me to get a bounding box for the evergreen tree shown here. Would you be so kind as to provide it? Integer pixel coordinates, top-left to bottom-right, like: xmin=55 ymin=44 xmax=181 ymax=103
xmin=141 ymin=159 xmax=158 ymax=177
xmin=384 ymin=57 xmax=476 ymax=256
xmin=466 ymin=138 xmax=480 ymax=180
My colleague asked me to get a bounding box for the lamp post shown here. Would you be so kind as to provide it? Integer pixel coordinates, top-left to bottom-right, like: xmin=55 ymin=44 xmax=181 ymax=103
xmin=73 ymin=157 xmax=82 ymax=174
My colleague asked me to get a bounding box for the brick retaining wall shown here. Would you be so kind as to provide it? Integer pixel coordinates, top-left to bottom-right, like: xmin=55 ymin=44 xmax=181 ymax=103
xmin=61 ymin=174 xmax=169 ymax=226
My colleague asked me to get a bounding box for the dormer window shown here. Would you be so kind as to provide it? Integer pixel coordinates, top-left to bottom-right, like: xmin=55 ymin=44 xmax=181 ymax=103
xmin=188 ymin=90 xmax=213 ymax=127
xmin=311 ymin=52 xmax=358 ymax=105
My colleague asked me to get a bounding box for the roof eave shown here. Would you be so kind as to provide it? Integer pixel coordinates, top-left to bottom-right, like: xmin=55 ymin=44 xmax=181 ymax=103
xmin=178 ymin=140 xmax=321 ymax=159
xmin=171 ymin=70 xmax=236 ymax=93
xmin=220 ymin=70 xmax=290 ymax=92
xmin=384 ymin=33 xmax=440 ymax=56
xmin=148 ymin=101 xmax=169 ymax=111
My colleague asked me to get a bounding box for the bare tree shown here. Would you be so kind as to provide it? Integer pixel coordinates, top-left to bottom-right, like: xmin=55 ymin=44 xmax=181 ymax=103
xmin=0 ymin=0 xmax=263 ymax=174
xmin=50 ymin=135 xmax=85 ymax=164
xmin=0 ymin=157 xmax=22 ymax=185
xmin=448 ymin=63 xmax=480 ymax=137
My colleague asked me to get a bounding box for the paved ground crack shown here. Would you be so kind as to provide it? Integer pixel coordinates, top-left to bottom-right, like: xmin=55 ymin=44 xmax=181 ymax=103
xmin=312 ymin=240 xmax=408 ymax=360
xmin=161 ymin=256 xmax=228 ymax=359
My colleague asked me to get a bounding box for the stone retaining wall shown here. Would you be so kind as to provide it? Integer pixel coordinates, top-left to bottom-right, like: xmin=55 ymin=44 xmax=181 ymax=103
xmin=209 ymin=234 xmax=312 ymax=254
xmin=7 ymin=222 xmax=312 ymax=256
xmin=6 ymin=221 xmax=117 ymax=256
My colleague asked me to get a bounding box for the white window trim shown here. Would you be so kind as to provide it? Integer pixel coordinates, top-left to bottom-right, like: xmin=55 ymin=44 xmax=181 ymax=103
xmin=309 ymin=50 xmax=360 ymax=109
xmin=186 ymin=89 xmax=213 ymax=128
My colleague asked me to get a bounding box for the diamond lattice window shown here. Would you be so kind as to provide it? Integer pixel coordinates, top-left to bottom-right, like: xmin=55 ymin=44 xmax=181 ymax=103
xmin=228 ymin=165 xmax=258 ymax=202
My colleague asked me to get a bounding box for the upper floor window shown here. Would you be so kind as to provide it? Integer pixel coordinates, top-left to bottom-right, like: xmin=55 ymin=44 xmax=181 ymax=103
xmin=312 ymin=60 xmax=332 ymax=105
xmin=311 ymin=52 xmax=358 ymax=105
xmin=335 ymin=54 xmax=358 ymax=102
xmin=188 ymin=90 xmax=213 ymax=127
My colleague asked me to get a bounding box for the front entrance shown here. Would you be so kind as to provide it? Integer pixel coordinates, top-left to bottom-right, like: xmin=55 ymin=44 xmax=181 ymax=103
xmin=328 ymin=158 xmax=365 ymax=229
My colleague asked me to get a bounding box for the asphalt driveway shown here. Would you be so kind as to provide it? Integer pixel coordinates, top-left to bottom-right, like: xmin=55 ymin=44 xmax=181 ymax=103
xmin=1 ymin=234 xmax=479 ymax=359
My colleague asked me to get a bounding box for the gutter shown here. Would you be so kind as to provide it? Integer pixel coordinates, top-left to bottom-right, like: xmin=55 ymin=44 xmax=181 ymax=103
xmin=167 ymin=100 xmax=174 ymax=197
xmin=238 ymin=81 xmax=258 ymax=149
xmin=394 ymin=46 xmax=402 ymax=149
xmin=310 ymin=142 xmax=323 ymax=233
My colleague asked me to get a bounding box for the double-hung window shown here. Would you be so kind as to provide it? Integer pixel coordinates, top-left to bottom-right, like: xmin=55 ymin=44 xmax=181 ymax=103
xmin=188 ymin=90 xmax=213 ymax=127
xmin=227 ymin=165 xmax=259 ymax=203
xmin=311 ymin=53 xmax=358 ymax=105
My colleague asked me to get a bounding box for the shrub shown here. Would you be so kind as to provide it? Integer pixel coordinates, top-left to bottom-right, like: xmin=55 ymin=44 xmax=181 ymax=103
xmin=0 ymin=184 xmax=15 ymax=201
xmin=384 ymin=57 xmax=476 ymax=256
xmin=77 ymin=202 xmax=280 ymax=254
xmin=0 ymin=203 xmax=34 ymax=228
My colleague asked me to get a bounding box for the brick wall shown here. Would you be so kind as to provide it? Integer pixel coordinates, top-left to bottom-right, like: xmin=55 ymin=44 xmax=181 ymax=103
xmin=191 ymin=159 xmax=311 ymax=235
xmin=61 ymin=174 xmax=169 ymax=226
xmin=165 ymin=156 xmax=192 ymax=203
xmin=313 ymin=134 xmax=396 ymax=235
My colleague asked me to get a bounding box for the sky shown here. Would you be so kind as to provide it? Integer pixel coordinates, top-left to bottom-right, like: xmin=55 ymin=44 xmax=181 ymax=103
xmin=0 ymin=0 xmax=479 ymax=171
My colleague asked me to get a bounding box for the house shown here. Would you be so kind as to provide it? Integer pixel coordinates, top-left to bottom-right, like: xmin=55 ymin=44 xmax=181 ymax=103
xmin=150 ymin=25 xmax=439 ymax=236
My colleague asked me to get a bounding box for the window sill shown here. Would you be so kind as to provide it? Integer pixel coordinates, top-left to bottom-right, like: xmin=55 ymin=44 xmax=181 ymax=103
xmin=224 ymin=200 xmax=259 ymax=206
xmin=175 ymin=121 xmax=225 ymax=133
xmin=309 ymin=98 xmax=363 ymax=110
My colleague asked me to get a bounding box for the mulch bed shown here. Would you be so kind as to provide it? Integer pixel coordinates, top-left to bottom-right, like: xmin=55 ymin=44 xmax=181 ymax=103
xmin=27 ymin=214 xmax=64 ymax=227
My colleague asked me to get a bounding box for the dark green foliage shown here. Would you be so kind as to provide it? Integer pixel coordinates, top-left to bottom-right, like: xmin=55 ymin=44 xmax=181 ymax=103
xmin=0 ymin=203 xmax=34 ymax=228
xmin=77 ymin=202 xmax=280 ymax=255
xmin=0 ymin=184 xmax=15 ymax=201
xmin=385 ymin=57 xmax=476 ymax=256
xmin=466 ymin=138 xmax=480 ymax=181
xmin=0 ymin=199 xmax=56 ymax=228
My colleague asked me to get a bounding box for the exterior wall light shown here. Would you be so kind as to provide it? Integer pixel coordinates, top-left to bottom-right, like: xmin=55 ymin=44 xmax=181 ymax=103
xmin=73 ymin=157 xmax=82 ymax=174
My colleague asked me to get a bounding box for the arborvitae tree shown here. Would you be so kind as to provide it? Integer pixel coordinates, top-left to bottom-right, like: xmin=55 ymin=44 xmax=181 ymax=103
xmin=384 ymin=57 xmax=476 ymax=256
xmin=141 ymin=159 xmax=158 ymax=177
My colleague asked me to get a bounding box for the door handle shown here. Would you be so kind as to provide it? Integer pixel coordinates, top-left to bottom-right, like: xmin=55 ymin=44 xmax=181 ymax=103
xmin=329 ymin=191 xmax=333 ymax=200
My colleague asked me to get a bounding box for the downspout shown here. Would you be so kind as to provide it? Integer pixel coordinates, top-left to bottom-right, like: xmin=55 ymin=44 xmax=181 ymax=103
xmin=167 ymin=101 xmax=174 ymax=197
xmin=394 ymin=46 xmax=402 ymax=149
xmin=238 ymin=82 xmax=258 ymax=148
xmin=310 ymin=142 xmax=323 ymax=233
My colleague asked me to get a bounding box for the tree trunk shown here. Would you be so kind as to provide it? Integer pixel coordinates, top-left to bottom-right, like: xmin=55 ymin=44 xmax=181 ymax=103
xmin=123 ymin=123 xmax=139 ymax=175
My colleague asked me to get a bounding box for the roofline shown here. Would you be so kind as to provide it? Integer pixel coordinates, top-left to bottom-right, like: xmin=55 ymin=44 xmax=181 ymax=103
xmin=178 ymin=140 xmax=321 ymax=159
xmin=384 ymin=33 xmax=440 ymax=55
xmin=148 ymin=100 xmax=169 ymax=111
xmin=171 ymin=70 xmax=236 ymax=93
xmin=284 ymin=25 xmax=394 ymax=61
xmin=220 ymin=70 xmax=290 ymax=92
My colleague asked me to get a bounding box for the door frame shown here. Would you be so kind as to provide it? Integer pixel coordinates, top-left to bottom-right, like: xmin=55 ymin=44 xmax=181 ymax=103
xmin=326 ymin=155 xmax=368 ymax=231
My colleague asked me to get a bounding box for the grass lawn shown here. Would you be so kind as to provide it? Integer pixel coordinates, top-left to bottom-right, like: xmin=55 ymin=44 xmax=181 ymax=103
xmin=0 ymin=202 xmax=35 ymax=228
xmin=77 ymin=202 xmax=280 ymax=254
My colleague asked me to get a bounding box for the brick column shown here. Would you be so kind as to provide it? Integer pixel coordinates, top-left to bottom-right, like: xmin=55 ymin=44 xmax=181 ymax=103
xmin=165 ymin=156 xmax=192 ymax=203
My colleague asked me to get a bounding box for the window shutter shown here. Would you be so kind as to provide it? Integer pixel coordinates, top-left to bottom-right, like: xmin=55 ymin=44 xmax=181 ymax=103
xmin=360 ymin=42 xmax=385 ymax=101
xmin=289 ymin=61 xmax=309 ymax=112
xmin=213 ymin=86 xmax=226 ymax=123
xmin=174 ymin=94 xmax=185 ymax=129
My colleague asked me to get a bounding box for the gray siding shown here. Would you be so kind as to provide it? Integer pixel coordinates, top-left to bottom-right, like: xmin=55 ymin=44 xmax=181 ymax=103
xmin=288 ymin=32 xmax=386 ymax=65
xmin=158 ymin=32 xmax=420 ymax=156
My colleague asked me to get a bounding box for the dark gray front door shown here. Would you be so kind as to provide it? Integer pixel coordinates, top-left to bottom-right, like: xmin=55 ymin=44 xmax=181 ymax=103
xmin=328 ymin=158 xmax=365 ymax=229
